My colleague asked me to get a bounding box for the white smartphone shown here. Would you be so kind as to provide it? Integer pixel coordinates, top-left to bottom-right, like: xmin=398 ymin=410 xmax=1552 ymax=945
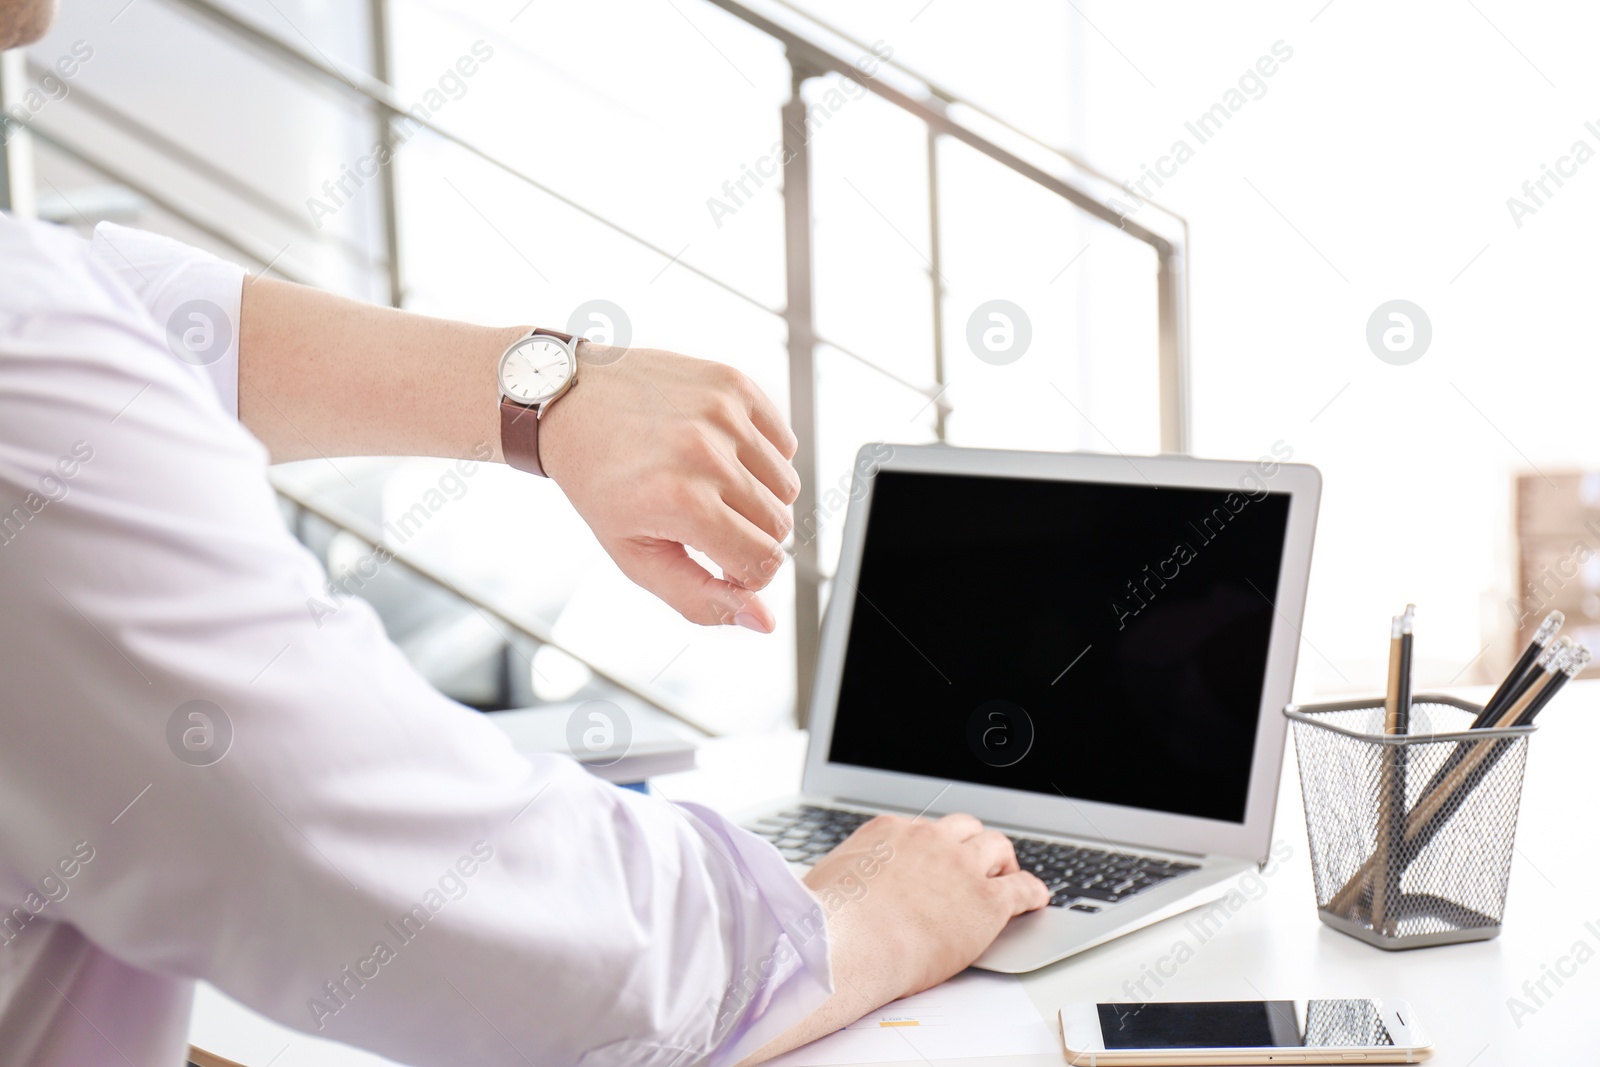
xmin=1058 ymin=999 xmax=1432 ymax=1065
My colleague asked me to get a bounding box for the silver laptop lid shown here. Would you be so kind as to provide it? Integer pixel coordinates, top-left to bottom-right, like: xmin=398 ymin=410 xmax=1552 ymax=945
xmin=801 ymin=444 xmax=1321 ymax=865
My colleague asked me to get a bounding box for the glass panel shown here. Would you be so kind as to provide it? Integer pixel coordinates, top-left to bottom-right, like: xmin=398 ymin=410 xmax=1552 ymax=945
xmin=16 ymin=0 xmax=1173 ymax=732
xmin=370 ymin=0 xmax=800 ymax=733
xmin=25 ymin=0 xmax=388 ymax=299
xmin=936 ymin=134 xmax=1161 ymax=457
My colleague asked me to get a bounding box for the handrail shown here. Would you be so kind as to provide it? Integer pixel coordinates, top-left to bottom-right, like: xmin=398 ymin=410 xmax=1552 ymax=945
xmin=28 ymin=60 xmax=378 ymax=268
xmin=159 ymin=0 xmax=779 ymax=319
xmin=153 ymin=0 xmax=953 ymax=406
xmin=12 ymin=0 xmax=1190 ymax=727
xmin=763 ymin=0 xmax=1132 ymax=195
xmin=23 ymin=122 xmax=315 ymax=285
xmin=153 ymin=0 xmax=1186 ymax=410
xmin=274 ymin=477 xmax=717 ymax=737
xmin=720 ymin=0 xmax=1189 ymax=452
xmin=708 ymin=0 xmax=1180 ymax=253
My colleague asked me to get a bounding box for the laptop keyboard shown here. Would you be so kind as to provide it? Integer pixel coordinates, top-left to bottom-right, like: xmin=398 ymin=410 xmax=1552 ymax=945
xmin=746 ymin=805 xmax=1199 ymax=909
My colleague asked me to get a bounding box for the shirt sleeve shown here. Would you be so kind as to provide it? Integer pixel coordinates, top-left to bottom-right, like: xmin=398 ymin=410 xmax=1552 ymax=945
xmin=86 ymin=221 xmax=246 ymax=416
xmin=0 ymin=235 xmax=830 ymax=1066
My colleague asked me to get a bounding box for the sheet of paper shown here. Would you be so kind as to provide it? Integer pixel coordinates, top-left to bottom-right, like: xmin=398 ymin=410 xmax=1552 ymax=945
xmin=766 ymin=970 xmax=1060 ymax=1066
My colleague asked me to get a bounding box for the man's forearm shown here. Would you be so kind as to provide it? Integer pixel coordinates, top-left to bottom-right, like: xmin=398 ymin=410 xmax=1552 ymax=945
xmin=738 ymin=909 xmax=885 ymax=1066
xmin=234 ymin=272 xmax=800 ymax=629
xmin=238 ymin=275 xmax=524 ymax=463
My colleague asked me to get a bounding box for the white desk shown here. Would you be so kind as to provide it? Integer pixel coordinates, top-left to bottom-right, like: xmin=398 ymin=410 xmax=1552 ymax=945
xmin=191 ymin=684 xmax=1598 ymax=1066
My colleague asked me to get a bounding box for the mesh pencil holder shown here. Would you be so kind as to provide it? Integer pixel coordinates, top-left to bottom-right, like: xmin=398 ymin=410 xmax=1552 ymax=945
xmin=1284 ymin=694 xmax=1537 ymax=950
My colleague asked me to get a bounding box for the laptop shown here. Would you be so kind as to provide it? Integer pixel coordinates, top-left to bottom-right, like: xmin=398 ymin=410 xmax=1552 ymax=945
xmin=740 ymin=443 xmax=1321 ymax=973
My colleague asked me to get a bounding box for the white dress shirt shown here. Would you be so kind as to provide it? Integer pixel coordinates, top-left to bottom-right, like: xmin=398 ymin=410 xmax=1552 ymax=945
xmin=0 ymin=215 xmax=830 ymax=1066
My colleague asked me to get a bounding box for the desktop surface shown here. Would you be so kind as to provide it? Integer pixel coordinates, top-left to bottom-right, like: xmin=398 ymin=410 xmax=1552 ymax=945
xmin=190 ymin=683 xmax=1600 ymax=1067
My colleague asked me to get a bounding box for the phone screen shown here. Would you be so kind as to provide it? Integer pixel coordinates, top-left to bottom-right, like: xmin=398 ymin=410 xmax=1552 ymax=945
xmin=1098 ymin=1001 xmax=1395 ymax=1050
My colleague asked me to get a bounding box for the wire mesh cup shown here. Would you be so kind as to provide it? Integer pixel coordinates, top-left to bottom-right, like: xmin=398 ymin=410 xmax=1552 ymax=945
xmin=1285 ymin=695 xmax=1537 ymax=950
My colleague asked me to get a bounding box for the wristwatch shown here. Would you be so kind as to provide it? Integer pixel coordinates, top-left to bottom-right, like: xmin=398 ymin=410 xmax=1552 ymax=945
xmin=497 ymin=328 xmax=580 ymax=477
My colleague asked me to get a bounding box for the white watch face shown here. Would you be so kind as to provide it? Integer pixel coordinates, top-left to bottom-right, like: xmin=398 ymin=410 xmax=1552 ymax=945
xmin=499 ymin=337 xmax=574 ymax=404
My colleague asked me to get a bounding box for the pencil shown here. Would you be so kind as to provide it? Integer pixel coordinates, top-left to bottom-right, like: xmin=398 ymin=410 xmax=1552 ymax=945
xmin=1413 ymin=637 xmax=1571 ymax=808
xmin=1514 ymin=644 xmax=1588 ymax=725
xmin=1370 ymin=608 xmax=1413 ymax=935
xmin=1402 ymin=643 xmax=1596 ymax=856
xmin=1398 ymin=645 xmax=1576 ymax=859
xmin=1327 ymin=643 xmax=1581 ymax=920
xmin=1395 ymin=604 xmax=1415 ymax=733
xmin=1474 ymin=611 xmax=1563 ymax=728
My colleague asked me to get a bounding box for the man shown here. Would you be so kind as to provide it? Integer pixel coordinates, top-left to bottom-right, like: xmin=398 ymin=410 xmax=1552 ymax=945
xmin=0 ymin=2 xmax=1048 ymax=1063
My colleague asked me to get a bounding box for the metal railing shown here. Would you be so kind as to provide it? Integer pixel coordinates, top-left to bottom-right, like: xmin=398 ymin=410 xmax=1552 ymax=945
xmin=0 ymin=0 xmax=1190 ymax=730
xmin=276 ymin=480 xmax=717 ymax=735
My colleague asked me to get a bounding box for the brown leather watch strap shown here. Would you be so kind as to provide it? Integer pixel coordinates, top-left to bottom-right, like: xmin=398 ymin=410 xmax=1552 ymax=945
xmin=500 ymin=395 xmax=546 ymax=477
xmin=499 ymin=328 xmax=576 ymax=478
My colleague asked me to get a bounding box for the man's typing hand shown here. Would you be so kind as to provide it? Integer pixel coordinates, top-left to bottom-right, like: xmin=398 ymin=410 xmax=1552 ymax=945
xmin=740 ymin=813 xmax=1050 ymax=1065
xmin=805 ymin=813 xmax=1050 ymax=999
xmin=537 ymin=344 xmax=799 ymax=632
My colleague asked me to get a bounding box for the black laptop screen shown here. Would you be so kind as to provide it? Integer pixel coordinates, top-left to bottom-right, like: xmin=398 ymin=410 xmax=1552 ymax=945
xmin=824 ymin=468 xmax=1293 ymax=824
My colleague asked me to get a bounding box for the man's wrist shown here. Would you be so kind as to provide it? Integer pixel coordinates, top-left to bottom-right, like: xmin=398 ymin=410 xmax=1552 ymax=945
xmin=505 ymin=327 xmax=589 ymax=479
xmin=496 ymin=327 xmax=580 ymax=477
